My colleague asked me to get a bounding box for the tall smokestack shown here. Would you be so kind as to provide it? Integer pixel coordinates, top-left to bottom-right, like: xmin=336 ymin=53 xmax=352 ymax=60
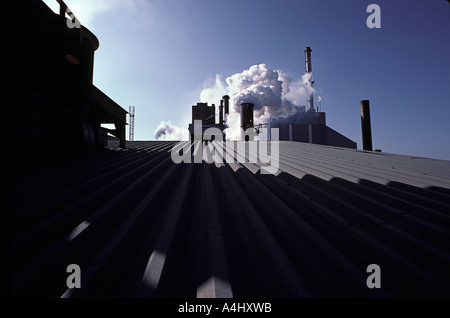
xmin=360 ymin=100 xmax=373 ymax=151
xmin=304 ymin=47 xmax=314 ymax=112
xmin=305 ymin=46 xmax=312 ymax=73
xmin=223 ymin=95 xmax=230 ymax=116
xmin=240 ymin=103 xmax=254 ymax=141
xmin=219 ymin=99 xmax=224 ymax=124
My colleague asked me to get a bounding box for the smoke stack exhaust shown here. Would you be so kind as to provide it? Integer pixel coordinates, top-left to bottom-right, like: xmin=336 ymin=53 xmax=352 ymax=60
xmin=304 ymin=47 xmax=314 ymax=112
xmin=360 ymin=100 xmax=373 ymax=151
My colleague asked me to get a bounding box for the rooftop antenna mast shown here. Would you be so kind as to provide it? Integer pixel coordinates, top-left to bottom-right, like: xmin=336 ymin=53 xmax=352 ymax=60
xmin=129 ymin=106 xmax=135 ymax=141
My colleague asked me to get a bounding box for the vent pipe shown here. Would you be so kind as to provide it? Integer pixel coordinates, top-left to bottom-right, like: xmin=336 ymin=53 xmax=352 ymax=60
xmin=304 ymin=47 xmax=314 ymax=112
xmin=240 ymin=103 xmax=254 ymax=141
xmin=360 ymin=100 xmax=373 ymax=151
xmin=219 ymin=99 xmax=224 ymax=124
xmin=222 ymin=95 xmax=230 ymax=116
xmin=305 ymin=46 xmax=312 ymax=73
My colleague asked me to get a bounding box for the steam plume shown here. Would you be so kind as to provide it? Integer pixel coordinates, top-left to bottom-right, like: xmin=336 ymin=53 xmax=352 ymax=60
xmin=154 ymin=63 xmax=315 ymax=141
xmin=154 ymin=121 xmax=189 ymax=140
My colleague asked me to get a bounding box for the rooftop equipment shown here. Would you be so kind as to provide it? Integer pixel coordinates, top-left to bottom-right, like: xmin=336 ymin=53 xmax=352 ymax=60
xmin=360 ymin=100 xmax=373 ymax=151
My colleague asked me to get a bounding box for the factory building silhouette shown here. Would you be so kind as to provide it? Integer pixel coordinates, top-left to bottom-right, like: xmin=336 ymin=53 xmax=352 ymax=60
xmin=9 ymin=0 xmax=450 ymax=299
xmin=10 ymin=0 xmax=127 ymax=162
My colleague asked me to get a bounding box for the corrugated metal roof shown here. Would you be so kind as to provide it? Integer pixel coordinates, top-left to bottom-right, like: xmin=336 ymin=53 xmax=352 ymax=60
xmin=9 ymin=141 xmax=450 ymax=297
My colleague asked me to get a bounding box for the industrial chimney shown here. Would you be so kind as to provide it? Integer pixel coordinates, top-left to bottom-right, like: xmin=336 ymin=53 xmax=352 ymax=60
xmin=240 ymin=103 xmax=254 ymax=141
xmin=360 ymin=100 xmax=373 ymax=151
xmin=219 ymin=99 xmax=224 ymax=124
xmin=305 ymin=46 xmax=312 ymax=73
xmin=223 ymin=95 xmax=230 ymax=116
xmin=304 ymin=47 xmax=315 ymax=112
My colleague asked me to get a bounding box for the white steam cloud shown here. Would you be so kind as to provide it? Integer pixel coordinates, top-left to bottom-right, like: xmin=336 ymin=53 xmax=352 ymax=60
xmin=225 ymin=64 xmax=311 ymax=125
xmin=200 ymin=74 xmax=228 ymax=104
xmin=223 ymin=64 xmax=313 ymax=139
xmin=154 ymin=121 xmax=189 ymax=140
xmin=155 ymin=63 xmax=315 ymax=141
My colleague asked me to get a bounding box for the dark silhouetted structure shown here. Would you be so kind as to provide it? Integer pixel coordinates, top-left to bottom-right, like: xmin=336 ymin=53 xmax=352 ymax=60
xmin=188 ymin=102 xmax=226 ymax=141
xmin=240 ymin=103 xmax=254 ymax=132
xmin=360 ymin=100 xmax=373 ymax=151
xmin=240 ymin=103 xmax=254 ymax=141
xmin=10 ymin=0 xmax=127 ymax=161
xmin=269 ymin=110 xmax=357 ymax=148
xmin=223 ymin=95 xmax=230 ymax=116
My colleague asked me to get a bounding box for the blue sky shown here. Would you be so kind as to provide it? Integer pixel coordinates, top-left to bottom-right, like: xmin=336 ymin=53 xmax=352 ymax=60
xmin=44 ymin=0 xmax=450 ymax=160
